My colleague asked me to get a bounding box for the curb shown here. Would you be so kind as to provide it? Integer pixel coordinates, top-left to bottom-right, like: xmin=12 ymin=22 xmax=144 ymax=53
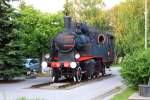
xmin=92 ymin=83 xmax=126 ymax=100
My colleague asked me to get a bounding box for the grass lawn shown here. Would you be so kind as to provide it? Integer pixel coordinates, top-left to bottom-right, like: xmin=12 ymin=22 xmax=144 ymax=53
xmin=17 ymin=97 xmax=43 ymax=100
xmin=36 ymin=73 xmax=51 ymax=77
xmin=111 ymin=87 xmax=137 ymax=100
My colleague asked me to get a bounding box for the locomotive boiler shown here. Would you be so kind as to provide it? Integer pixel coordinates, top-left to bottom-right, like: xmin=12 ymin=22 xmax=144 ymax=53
xmin=43 ymin=16 xmax=115 ymax=82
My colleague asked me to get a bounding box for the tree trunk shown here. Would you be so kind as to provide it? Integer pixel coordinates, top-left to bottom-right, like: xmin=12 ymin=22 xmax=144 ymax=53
xmin=38 ymin=53 xmax=43 ymax=73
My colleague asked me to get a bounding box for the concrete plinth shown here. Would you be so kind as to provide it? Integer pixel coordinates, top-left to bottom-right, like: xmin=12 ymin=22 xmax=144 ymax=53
xmin=128 ymin=93 xmax=150 ymax=100
xmin=40 ymin=83 xmax=70 ymax=89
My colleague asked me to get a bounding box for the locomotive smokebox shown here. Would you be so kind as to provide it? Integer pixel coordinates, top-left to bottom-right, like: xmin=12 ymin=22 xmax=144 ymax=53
xmin=64 ymin=16 xmax=72 ymax=31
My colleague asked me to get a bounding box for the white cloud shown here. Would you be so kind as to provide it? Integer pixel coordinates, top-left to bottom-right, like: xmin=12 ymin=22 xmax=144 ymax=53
xmin=103 ymin=0 xmax=123 ymax=9
xmin=25 ymin=0 xmax=65 ymax=13
xmin=10 ymin=0 xmax=123 ymax=13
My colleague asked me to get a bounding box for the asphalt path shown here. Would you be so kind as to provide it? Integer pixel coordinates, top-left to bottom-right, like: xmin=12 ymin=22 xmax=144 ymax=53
xmin=0 ymin=67 xmax=122 ymax=100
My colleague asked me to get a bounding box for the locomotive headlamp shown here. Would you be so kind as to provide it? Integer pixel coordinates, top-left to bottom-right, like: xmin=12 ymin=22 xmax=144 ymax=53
xmin=75 ymin=53 xmax=80 ymax=59
xmin=70 ymin=62 xmax=77 ymax=69
xmin=45 ymin=54 xmax=50 ymax=59
xmin=41 ymin=61 xmax=47 ymax=68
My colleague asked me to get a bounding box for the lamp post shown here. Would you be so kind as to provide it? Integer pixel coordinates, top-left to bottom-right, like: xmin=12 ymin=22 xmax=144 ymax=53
xmin=145 ymin=0 xmax=148 ymax=49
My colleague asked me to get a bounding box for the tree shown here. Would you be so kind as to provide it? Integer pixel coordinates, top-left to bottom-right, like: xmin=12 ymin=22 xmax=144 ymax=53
xmin=121 ymin=49 xmax=150 ymax=87
xmin=0 ymin=0 xmax=24 ymax=80
xmin=108 ymin=0 xmax=150 ymax=57
xmin=17 ymin=5 xmax=64 ymax=71
xmin=63 ymin=0 xmax=109 ymax=32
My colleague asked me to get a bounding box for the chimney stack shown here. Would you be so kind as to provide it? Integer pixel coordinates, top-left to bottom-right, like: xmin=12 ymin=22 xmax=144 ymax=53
xmin=64 ymin=16 xmax=72 ymax=31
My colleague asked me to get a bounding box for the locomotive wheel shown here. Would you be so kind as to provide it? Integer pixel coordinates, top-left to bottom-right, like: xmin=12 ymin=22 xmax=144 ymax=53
xmin=74 ymin=67 xmax=82 ymax=82
xmin=52 ymin=68 xmax=60 ymax=82
xmin=65 ymin=75 xmax=72 ymax=80
xmin=101 ymin=64 xmax=106 ymax=76
xmin=52 ymin=76 xmax=59 ymax=82
xmin=87 ymin=74 xmax=92 ymax=80
xmin=86 ymin=59 xmax=95 ymax=80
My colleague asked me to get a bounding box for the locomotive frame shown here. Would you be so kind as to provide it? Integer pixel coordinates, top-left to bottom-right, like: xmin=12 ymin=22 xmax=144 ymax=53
xmin=43 ymin=16 xmax=115 ymax=82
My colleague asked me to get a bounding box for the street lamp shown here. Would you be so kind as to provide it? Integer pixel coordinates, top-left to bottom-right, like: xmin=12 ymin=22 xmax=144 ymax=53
xmin=145 ymin=0 xmax=148 ymax=49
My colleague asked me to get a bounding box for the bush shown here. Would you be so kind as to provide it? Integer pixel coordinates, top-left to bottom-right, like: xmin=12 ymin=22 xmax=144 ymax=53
xmin=121 ymin=49 xmax=150 ymax=87
xmin=0 ymin=67 xmax=25 ymax=80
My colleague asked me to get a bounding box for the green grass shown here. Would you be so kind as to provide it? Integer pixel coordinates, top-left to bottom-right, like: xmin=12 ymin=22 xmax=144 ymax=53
xmin=17 ymin=97 xmax=43 ymax=100
xmin=37 ymin=73 xmax=51 ymax=77
xmin=111 ymin=87 xmax=136 ymax=100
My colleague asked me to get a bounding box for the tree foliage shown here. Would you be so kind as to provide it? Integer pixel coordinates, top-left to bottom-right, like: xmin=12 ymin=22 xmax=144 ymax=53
xmin=121 ymin=49 xmax=150 ymax=87
xmin=16 ymin=5 xmax=64 ymax=66
xmin=108 ymin=0 xmax=150 ymax=57
xmin=64 ymin=0 xmax=109 ymax=32
xmin=0 ymin=0 xmax=24 ymax=79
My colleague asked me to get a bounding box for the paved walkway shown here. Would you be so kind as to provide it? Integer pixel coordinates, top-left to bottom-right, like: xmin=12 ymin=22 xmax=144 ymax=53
xmin=0 ymin=67 xmax=122 ymax=100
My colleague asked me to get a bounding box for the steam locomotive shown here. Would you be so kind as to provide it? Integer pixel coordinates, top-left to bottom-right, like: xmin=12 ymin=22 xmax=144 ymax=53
xmin=43 ymin=16 xmax=115 ymax=82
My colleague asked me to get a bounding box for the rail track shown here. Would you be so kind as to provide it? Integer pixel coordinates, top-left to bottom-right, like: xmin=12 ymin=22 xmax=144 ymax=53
xmin=30 ymin=73 xmax=113 ymax=90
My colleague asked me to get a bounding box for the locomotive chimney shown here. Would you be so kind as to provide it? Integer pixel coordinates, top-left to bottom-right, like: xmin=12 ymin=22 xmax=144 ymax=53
xmin=64 ymin=16 xmax=72 ymax=31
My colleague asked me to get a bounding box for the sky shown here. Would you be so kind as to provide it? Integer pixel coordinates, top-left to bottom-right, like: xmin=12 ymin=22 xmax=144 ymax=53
xmin=11 ymin=0 xmax=123 ymax=13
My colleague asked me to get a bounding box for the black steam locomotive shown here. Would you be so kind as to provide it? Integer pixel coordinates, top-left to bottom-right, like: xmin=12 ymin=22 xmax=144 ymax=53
xmin=44 ymin=16 xmax=115 ymax=82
